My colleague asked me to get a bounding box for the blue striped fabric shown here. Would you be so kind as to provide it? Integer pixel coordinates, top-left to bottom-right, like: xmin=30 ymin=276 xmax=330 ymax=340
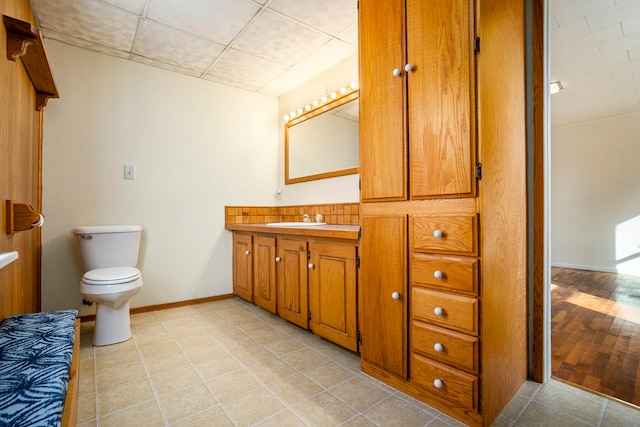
xmin=0 ymin=310 xmax=77 ymax=427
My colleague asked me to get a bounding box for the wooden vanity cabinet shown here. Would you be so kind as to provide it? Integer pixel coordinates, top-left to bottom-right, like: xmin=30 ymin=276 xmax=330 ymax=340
xmin=232 ymin=233 xmax=253 ymax=302
xmin=308 ymin=241 xmax=358 ymax=352
xmin=253 ymin=236 xmax=277 ymax=314
xmin=277 ymin=238 xmax=308 ymax=329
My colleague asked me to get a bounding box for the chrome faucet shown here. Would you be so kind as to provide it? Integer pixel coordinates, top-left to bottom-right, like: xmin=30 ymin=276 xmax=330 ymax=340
xmin=302 ymin=214 xmax=311 ymax=223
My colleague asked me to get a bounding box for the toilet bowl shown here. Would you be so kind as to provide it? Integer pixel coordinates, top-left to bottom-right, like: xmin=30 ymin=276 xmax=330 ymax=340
xmin=81 ymin=267 xmax=142 ymax=346
xmin=71 ymin=225 xmax=143 ymax=346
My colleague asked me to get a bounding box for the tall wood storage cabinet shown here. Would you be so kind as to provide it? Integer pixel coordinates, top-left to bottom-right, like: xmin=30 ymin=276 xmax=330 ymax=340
xmin=358 ymin=1 xmax=528 ymax=425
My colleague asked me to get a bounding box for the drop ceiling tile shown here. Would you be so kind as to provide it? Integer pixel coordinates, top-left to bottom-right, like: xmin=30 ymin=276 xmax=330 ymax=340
xmin=102 ymin=0 xmax=146 ymax=14
xmin=556 ymin=47 xmax=603 ymax=71
xmin=622 ymin=14 xmax=640 ymax=36
xmin=551 ymin=18 xmax=592 ymax=46
xmin=132 ymin=55 xmax=203 ymax=78
xmin=205 ymin=48 xmax=288 ymax=90
xmin=550 ymin=41 xmax=576 ymax=60
xmin=570 ymin=23 xmax=624 ymax=54
xmin=586 ymin=0 xmax=640 ymax=32
xmin=146 ymin=0 xmax=260 ymax=44
xmin=610 ymin=57 xmax=640 ymax=75
xmin=134 ymin=20 xmax=225 ymax=72
xmin=232 ymin=9 xmax=331 ymax=67
xmin=259 ymin=68 xmax=313 ymax=98
xmin=31 ymin=0 xmax=138 ymax=50
xmin=552 ymin=0 xmax=614 ymax=27
xmin=268 ymin=0 xmax=357 ymax=35
xmin=583 ymin=51 xmax=630 ymax=73
xmin=293 ymin=40 xmax=357 ymax=76
xmin=42 ymin=32 xmax=131 ymax=60
xmin=599 ymin=32 xmax=640 ymax=57
xmin=337 ymin=22 xmax=358 ymax=47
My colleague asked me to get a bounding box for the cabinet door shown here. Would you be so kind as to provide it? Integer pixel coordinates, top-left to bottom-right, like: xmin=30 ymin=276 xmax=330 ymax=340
xmin=232 ymin=233 xmax=253 ymax=302
xmin=277 ymin=239 xmax=308 ymax=329
xmin=359 ymin=0 xmax=407 ymax=202
xmin=308 ymin=242 xmax=357 ymax=351
xmin=253 ymin=236 xmax=277 ymax=314
xmin=359 ymin=216 xmax=407 ymax=378
xmin=407 ymin=0 xmax=476 ymax=199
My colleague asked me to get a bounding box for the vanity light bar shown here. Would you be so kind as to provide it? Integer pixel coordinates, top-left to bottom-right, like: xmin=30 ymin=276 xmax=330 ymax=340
xmin=284 ymin=81 xmax=359 ymax=122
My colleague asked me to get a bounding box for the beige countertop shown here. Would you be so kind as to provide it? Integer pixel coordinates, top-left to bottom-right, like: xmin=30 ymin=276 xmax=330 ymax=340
xmin=225 ymin=223 xmax=360 ymax=240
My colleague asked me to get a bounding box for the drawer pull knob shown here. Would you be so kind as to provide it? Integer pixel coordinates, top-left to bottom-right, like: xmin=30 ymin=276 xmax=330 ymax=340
xmin=275 ymin=256 xmax=281 ymax=262
xmin=433 ymin=270 xmax=443 ymax=279
xmin=391 ymin=291 xmax=401 ymax=300
xmin=308 ymin=263 xmax=315 ymax=269
xmin=393 ymin=68 xmax=402 ymax=76
xmin=434 ymin=379 xmax=444 ymax=389
xmin=405 ymin=63 xmax=414 ymax=72
xmin=245 ymin=250 xmax=251 ymax=255
xmin=434 ymin=343 xmax=444 ymax=352
xmin=434 ymin=306 xmax=444 ymax=316
xmin=433 ymin=229 xmax=443 ymax=238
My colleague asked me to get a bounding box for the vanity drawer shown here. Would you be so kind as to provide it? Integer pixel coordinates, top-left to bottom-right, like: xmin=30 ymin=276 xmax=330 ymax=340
xmin=411 ymin=353 xmax=478 ymax=412
xmin=411 ymin=214 xmax=478 ymax=256
xmin=412 ymin=321 xmax=478 ymax=373
xmin=412 ymin=287 xmax=478 ymax=335
xmin=411 ymin=254 xmax=478 ymax=296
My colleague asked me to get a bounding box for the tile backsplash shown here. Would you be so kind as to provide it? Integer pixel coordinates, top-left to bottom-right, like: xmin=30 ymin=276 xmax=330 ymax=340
xmin=225 ymin=203 xmax=359 ymax=225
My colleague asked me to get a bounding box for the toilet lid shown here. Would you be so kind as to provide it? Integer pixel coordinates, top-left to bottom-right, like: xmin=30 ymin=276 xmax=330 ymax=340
xmin=83 ymin=267 xmax=141 ymax=285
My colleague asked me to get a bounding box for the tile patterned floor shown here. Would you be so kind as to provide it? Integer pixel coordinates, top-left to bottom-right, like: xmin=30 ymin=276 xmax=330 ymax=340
xmin=76 ymin=298 xmax=640 ymax=426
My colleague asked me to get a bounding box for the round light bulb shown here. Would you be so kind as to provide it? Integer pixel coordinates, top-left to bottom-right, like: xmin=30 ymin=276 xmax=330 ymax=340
xmin=290 ymin=111 xmax=296 ymax=118
xmin=321 ymin=96 xmax=328 ymax=103
xmin=313 ymin=100 xmax=319 ymax=107
xmin=298 ymin=108 xmax=303 ymax=115
xmin=350 ymin=81 xmax=358 ymax=89
xmin=284 ymin=114 xmax=289 ymax=121
xmin=305 ymin=104 xmax=311 ymax=111
xmin=340 ymin=87 xmax=347 ymax=94
xmin=331 ymin=92 xmax=337 ymax=99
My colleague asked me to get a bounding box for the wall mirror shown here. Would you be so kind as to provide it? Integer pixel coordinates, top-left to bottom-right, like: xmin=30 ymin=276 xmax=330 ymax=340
xmin=285 ymin=89 xmax=359 ymax=184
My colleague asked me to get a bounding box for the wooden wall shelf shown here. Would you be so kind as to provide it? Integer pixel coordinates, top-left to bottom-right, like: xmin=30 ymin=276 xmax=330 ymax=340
xmin=3 ymin=15 xmax=59 ymax=110
xmin=5 ymin=200 xmax=43 ymax=234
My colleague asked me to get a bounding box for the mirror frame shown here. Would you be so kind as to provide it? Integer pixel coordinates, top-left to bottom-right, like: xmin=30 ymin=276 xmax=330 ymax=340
xmin=285 ymin=90 xmax=359 ymax=184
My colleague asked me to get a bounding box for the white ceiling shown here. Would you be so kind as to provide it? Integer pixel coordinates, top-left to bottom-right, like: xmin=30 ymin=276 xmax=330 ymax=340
xmin=29 ymin=0 xmax=358 ymax=98
xmin=28 ymin=0 xmax=640 ymax=127
xmin=550 ymin=0 xmax=640 ymax=127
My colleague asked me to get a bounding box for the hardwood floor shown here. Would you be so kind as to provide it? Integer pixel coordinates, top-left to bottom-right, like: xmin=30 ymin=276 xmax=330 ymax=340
xmin=551 ymin=267 xmax=640 ymax=406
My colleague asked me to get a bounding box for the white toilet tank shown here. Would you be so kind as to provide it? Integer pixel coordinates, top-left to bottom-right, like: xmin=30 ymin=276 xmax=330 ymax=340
xmin=71 ymin=225 xmax=142 ymax=271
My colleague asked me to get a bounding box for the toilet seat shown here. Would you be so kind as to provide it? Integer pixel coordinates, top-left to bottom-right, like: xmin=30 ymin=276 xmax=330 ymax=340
xmin=82 ymin=267 xmax=141 ymax=285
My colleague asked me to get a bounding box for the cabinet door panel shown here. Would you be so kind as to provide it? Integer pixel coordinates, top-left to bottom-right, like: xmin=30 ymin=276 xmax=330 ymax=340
xmin=277 ymin=239 xmax=308 ymax=329
xmin=309 ymin=242 xmax=357 ymax=351
xmin=232 ymin=234 xmax=253 ymax=302
xmin=360 ymin=216 xmax=407 ymax=378
xmin=253 ymin=236 xmax=276 ymax=314
xmin=407 ymin=0 xmax=475 ymax=199
xmin=359 ymin=0 xmax=407 ymax=201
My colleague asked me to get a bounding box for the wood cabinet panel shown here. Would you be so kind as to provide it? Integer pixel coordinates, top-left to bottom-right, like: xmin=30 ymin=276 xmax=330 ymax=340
xmin=232 ymin=233 xmax=253 ymax=302
xmin=411 ymin=253 xmax=478 ymax=295
xmin=277 ymin=239 xmax=308 ymax=329
xmin=412 ymin=287 xmax=478 ymax=335
xmin=411 ymin=214 xmax=478 ymax=255
xmin=360 ymin=215 xmax=407 ymax=378
xmin=411 ymin=353 xmax=478 ymax=412
xmin=253 ymin=236 xmax=276 ymax=314
xmin=407 ymin=0 xmax=476 ymax=199
xmin=359 ymin=0 xmax=406 ymax=202
xmin=412 ymin=321 xmax=478 ymax=373
xmin=308 ymin=242 xmax=357 ymax=351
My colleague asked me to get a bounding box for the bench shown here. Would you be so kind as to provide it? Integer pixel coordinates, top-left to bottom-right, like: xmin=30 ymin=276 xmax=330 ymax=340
xmin=0 ymin=310 xmax=80 ymax=426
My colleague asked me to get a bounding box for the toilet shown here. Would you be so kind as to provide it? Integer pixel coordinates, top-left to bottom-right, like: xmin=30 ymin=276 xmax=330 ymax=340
xmin=71 ymin=225 xmax=143 ymax=346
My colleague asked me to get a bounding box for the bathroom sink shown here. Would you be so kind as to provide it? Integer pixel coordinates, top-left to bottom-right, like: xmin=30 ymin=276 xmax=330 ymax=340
xmin=266 ymin=222 xmax=326 ymax=227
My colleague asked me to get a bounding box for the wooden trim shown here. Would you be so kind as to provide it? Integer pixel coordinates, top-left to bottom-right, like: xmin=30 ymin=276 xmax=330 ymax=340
xmin=3 ymin=15 xmax=58 ymax=110
xmin=530 ymin=0 xmax=545 ymax=383
xmin=78 ymin=294 xmax=235 ymax=322
xmin=5 ymin=200 xmax=42 ymax=234
xmin=61 ymin=319 xmax=80 ymax=427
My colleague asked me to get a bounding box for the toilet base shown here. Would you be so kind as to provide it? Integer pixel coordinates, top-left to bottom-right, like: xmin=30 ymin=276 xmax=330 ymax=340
xmin=93 ymin=300 xmax=132 ymax=346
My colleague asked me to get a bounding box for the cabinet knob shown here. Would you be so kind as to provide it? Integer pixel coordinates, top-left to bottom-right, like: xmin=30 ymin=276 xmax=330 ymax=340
xmin=434 ymin=306 xmax=444 ymax=316
xmin=275 ymin=256 xmax=281 ymax=262
xmin=433 ymin=229 xmax=443 ymax=238
xmin=245 ymin=250 xmax=251 ymax=255
xmin=434 ymin=270 xmax=443 ymax=279
xmin=405 ymin=63 xmax=414 ymax=72
xmin=434 ymin=342 xmax=444 ymax=352
xmin=392 ymin=68 xmax=402 ymax=76
xmin=308 ymin=263 xmax=314 ymax=269
xmin=391 ymin=291 xmax=400 ymax=300
xmin=434 ymin=379 xmax=444 ymax=389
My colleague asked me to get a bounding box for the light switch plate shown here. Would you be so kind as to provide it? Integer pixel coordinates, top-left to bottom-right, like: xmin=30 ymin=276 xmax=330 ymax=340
xmin=124 ymin=164 xmax=136 ymax=180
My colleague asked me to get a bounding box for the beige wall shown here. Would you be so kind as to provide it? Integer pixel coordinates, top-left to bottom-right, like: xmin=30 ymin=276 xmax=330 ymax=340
xmin=551 ymin=112 xmax=640 ymax=275
xmin=41 ymin=41 xmax=279 ymax=314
